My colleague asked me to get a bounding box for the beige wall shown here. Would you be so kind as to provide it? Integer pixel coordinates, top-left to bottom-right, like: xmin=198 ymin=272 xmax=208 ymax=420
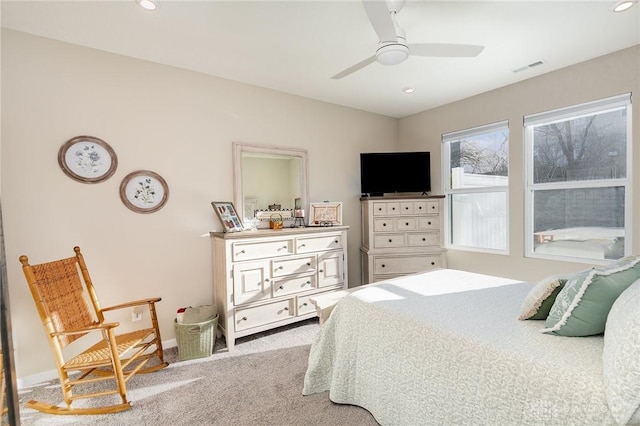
xmin=1 ymin=29 xmax=397 ymax=379
xmin=399 ymin=45 xmax=640 ymax=282
xmin=4 ymin=28 xmax=638 ymax=381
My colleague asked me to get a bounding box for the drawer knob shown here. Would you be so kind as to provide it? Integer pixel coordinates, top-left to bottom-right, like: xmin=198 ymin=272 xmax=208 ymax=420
xmin=381 ymin=264 xmax=386 ymax=268
xmin=418 ymin=206 xmax=423 ymax=210
xmin=283 ymin=307 xmax=289 ymax=311
xmin=405 ymin=206 xmax=409 ymax=210
xmin=265 ymin=278 xmax=270 ymax=282
xmin=279 ymin=285 xmax=284 ymax=290
xmin=431 ymin=262 xmax=435 ymax=266
xmin=306 ymin=262 xmax=311 ymax=266
xmin=388 ymin=239 xmax=392 ymax=243
xmin=428 ymin=221 xmax=432 ymax=225
xmin=432 ymin=206 xmax=436 ymax=209
xmin=302 ymin=302 xmax=308 ymax=306
xmin=305 ymin=280 xmax=311 ymax=285
xmin=405 ymin=222 xmax=409 ymax=226
xmin=334 ymin=240 xmax=339 ymax=244
xmin=383 ymin=223 xmax=387 ymax=227
xmin=422 ymin=238 xmax=426 ymax=241
xmin=241 ymin=316 xmax=247 ymax=321
xmin=278 ymin=266 xmax=284 ymax=270
xmin=239 ymin=250 xmax=245 ymax=254
xmin=392 ymin=207 xmax=396 ymax=210
xmin=300 ymin=243 xmax=306 ymax=247
xmin=319 ymin=269 xmax=324 ymax=273
xmin=378 ymin=207 xmax=382 ymax=211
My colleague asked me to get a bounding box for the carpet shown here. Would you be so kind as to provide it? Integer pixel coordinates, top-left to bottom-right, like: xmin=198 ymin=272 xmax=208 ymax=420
xmin=17 ymin=319 xmax=379 ymax=425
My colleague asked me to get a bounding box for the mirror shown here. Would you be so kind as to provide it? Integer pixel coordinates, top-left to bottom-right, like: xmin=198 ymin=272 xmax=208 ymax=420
xmin=233 ymin=142 xmax=309 ymax=229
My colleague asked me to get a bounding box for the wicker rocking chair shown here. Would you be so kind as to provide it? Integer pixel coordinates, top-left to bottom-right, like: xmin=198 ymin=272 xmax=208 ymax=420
xmin=19 ymin=246 xmax=168 ymax=415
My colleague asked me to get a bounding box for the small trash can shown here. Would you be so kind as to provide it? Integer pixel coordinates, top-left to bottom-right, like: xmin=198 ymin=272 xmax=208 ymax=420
xmin=174 ymin=305 xmax=218 ymax=361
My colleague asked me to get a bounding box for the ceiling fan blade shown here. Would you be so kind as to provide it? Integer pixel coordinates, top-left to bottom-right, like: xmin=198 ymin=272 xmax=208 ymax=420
xmin=410 ymin=43 xmax=485 ymax=58
xmin=362 ymin=0 xmax=397 ymax=42
xmin=331 ymin=56 xmax=377 ymax=80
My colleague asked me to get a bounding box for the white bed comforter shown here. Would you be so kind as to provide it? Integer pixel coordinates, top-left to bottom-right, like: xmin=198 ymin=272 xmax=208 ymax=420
xmin=303 ymin=269 xmax=616 ymax=425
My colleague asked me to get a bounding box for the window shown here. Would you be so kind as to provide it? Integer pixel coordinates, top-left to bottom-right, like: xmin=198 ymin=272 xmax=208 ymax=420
xmin=524 ymin=94 xmax=632 ymax=263
xmin=442 ymin=121 xmax=509 ymax=252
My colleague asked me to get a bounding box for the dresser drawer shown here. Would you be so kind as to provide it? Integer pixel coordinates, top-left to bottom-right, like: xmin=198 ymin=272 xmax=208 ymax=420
xmin=235 ymin=299 xmax=295 ymax=332
xmin=373 ymin=218 xmax=396 ymax=232
xmin=396 ymin=217 xmax=417 ymax=231
xmin=272 ymin=255 xmax=316 ymax=277
xmin=426 ymin=201 xmax=439 ymax=214
xmin=272 ymin=274 xmax=316 ymax=298
xmin=373 ymin=234 xmax=405 ymax=249
xmin=232 ymin=239 xmax=293 ymax=261
xmin=297 ymin=292 xmax=325 ymax=316
xmin=296 ymin=234 xmax=343 ymax=253
xmin=407 ymin=232 xmax=440 ymax=247
xmin=373 ymin=255 xmax=442 ymax=275
xmin=417 ymin=216 xmax=440 ymax=230
xmin=373 ymin=202 xmax=400 ymax=216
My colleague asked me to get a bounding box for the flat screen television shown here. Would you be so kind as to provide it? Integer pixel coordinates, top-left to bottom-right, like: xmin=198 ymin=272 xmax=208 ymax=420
xmin=360 ymin=151 xmax=431 ymax=196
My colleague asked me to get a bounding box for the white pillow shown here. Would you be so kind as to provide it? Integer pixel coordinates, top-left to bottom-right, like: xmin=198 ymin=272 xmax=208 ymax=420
xmin=603 ymin=278 xmax=640 ymax=425
xmin=518 ymin=274 xmax=570 ymax=320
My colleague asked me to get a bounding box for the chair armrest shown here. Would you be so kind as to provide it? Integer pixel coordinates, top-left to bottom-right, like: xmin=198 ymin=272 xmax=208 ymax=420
xmin=51 ymin=322 xmax=119 ymax=337
xmin=101 ymin=297 xmax=162 ymax=312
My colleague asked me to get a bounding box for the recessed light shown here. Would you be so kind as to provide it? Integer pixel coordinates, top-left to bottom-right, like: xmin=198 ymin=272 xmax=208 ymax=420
xmin=402 ymin=86 xmax=415 ymax=94
xmin=611 ymin=0 xmax=637 ymax=12
xmin=138 ymin=0 xmax=157 ymax=11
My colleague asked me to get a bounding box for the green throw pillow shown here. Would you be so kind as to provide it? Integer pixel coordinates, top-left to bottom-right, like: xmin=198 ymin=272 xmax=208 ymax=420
xmin=543 ymin=255 xmax=640 ymax=336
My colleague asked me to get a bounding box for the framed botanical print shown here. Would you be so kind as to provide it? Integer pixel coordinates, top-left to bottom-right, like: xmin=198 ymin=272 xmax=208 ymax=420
xmin=119 ymin=170 xmax=169 ymax=214
xmin=211 ymin=201 xmax=244 ymax=232
xmin=58 ymin=135 xmax=118 ymax=183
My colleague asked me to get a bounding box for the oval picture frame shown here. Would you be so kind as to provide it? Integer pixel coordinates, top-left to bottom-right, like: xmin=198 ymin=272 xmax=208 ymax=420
xmin=119 ymin=170 xmax=169 ymax=214
xmin=58 ymin=135 xmax=118 ymax=184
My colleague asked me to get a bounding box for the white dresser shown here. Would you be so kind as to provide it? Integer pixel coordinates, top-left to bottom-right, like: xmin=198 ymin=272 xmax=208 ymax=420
xmin=210 ymin=226 xmax=348 ymax=350
xmin=361 ymin=196 xmax=446 ymax=284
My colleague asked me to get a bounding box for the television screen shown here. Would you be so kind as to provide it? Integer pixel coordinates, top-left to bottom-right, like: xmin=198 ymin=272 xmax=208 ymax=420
xmin=360 ymin=152 xmax=431 ymax=195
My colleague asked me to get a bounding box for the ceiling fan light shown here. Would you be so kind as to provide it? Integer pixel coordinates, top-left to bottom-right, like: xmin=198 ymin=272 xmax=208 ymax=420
xmin=611 ymin=0 xmax=636 ymax=12
xmin=138 ymin=0 xmax=157 ymax=11
xmin=376 ymin=44 xmax=409 ymax=66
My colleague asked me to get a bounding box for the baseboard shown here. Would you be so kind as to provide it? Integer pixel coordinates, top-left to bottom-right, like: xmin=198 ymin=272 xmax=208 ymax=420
xmin=17 ymin=338 xmax=178 ymax=389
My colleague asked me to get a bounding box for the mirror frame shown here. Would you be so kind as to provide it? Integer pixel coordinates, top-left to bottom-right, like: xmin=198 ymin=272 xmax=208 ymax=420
xmin=233 ymin=142 xmax=309 ymax=228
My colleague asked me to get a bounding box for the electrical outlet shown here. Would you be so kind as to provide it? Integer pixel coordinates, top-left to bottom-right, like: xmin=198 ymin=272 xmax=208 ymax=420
xmin=131 ymin=308 xmax=143 ymax=322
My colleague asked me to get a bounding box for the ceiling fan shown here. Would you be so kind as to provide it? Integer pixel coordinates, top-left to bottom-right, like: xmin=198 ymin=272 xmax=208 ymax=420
xmin=331 ymin=0 xmax=484 ymax=79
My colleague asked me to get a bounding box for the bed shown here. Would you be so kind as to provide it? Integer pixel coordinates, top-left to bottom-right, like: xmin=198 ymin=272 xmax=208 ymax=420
xmin=303 ymin=268 xmax=640 ymax=425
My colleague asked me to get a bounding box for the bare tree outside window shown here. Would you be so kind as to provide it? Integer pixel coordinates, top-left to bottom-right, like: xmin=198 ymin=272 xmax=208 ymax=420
xmin=526 ymin=98 xmax=630 ymax=262
xmin=533 ymin=109 xmax=627 ymax=184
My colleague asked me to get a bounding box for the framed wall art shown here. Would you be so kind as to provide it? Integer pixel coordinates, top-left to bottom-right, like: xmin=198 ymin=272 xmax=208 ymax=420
xmin=119 ymin=170 xmax=169 ymax=214
xmin=58 ymin=135 xmax=118 ymax=184
xmin=211 ymin=201 xmax=244 ymax=232
xmin=309 ymin=201 xmax=343 ymax=226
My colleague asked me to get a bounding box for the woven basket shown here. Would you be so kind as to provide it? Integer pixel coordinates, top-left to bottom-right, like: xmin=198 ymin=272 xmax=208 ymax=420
xmin=174 ymin=314 xmax=218 ymax=361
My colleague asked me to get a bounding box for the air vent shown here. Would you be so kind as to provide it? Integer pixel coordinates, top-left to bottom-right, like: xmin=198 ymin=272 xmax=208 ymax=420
xmin=513 ymin=60 xmax=545 ymax=73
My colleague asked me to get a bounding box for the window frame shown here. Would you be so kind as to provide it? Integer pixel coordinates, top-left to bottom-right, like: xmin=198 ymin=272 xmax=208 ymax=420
xmin=442 ymin=120 xmax=510 ymax=255
xmin=524 ymin=94 xmax=632 ymax=264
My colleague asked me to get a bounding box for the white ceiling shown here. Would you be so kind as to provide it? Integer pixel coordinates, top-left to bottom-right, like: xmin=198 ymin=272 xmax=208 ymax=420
xmin=2 ymin=0 xmax=639 ymax=118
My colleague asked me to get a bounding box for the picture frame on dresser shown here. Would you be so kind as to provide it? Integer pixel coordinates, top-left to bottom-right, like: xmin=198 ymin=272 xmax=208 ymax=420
xmin=309 ymin=201 xmax=343 ymax=226
xmin=211 ymin=201 xmax=243 ymax=232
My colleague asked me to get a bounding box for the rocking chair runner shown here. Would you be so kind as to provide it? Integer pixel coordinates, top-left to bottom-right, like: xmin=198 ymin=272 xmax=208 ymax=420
xmin=19 ymin=246 xmax=168 ymax=415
